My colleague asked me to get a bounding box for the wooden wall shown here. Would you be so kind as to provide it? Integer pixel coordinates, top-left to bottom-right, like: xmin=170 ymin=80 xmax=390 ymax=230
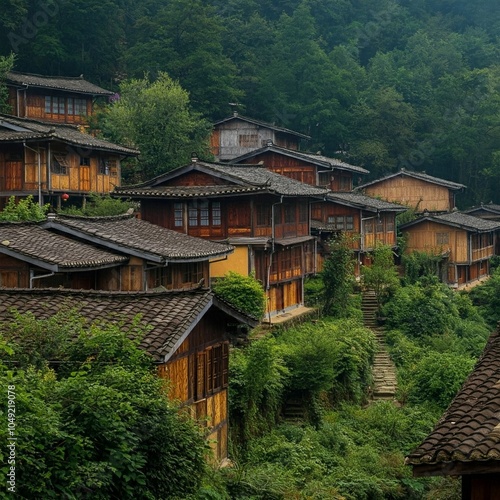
xmin=0 ymin=254 xmax=29 ymax=287
xmin=0 ymin=143 xmax=120 ymax=195
xmin=363 ymin=177 xmax=453 ymax=212
xmin=160 ymin=308 xmax=232 ymax=461
xmin=403 ymin=220 xmax=468 ymax=262
xmin=8 ymin=87 xmax=93 ymax=124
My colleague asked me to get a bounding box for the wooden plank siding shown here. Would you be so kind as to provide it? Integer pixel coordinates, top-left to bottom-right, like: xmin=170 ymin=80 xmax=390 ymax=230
xmin=364 ymin=177 xmax=452 ymax=213
xmin=160 ymin=308 xmax=231 ymax=461
xmin=8 ymin=88 xmax=93 ymax=125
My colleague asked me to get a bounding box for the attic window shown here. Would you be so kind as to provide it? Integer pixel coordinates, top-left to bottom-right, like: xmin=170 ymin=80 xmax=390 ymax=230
xmin=436 ymin=233 xmax=449 ymax=245
xmin=238 ymin=134 xmax=258 ymax=147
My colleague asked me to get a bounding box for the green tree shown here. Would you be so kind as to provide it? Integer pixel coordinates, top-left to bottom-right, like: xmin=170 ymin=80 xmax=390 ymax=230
xmin=100 ymin=72 xmax=211 ymax=181
xmin=0 ymin=310 xmax=208 ymax=498
xmin=0 ymin=53 xmax=14 ymax=112
xmin=361 ymin=243 xmax=400 ymax=310
xmin=321 ymin=234 xmax=357 ymax=318
xmin=124 ymin=0 xmax=241 ymax=119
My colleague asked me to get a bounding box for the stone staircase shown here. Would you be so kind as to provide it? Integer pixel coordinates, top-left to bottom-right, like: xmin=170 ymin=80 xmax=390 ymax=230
xmin=362 ymin=290 xmax=398 ymax=402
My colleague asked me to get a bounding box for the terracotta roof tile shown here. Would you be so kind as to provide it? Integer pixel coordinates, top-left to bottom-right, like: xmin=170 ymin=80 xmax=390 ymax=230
xmin=406 ymin=328 xmax=500 ymax=470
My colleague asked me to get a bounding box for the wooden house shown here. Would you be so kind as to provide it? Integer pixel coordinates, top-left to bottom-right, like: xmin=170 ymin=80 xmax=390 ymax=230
xmin=406 ymin=325 xmax=500 ymax=499
xmin=399 ymin=211 xmax=500 ymax=288
xmin=0 ymin=114 xmax=138 ymax=208
xmin=0 ymin=287 xmax=258 ymax=461
xmin=115 ymin=160 xmax=328 ymax=318
xmin=464 ymin=203 xmax=500 ymax=222
xmin=6 ymin=71 xmax=113 ymax=125
xmin=211 ymin=112 xmax=310 ymax=161
xmin=356 ymin=169 xmax=466 ymax=214
xmin=0 ymin=214 xmax=233 ymax=290
xmin=310 ymin=192 xmax=407 ymax=274
xmin=231 ymin=143 xmax=369 ymax=191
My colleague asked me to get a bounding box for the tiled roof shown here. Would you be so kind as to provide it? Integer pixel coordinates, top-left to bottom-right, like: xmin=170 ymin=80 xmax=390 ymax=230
xmin=115 ymin=185 xmax=263 ymax=198
xmin=0 ymin=288 xmax=258 ymax=361
xmin=400 ymin=211 xmax=500 ymax=232
xmin=44 ymin=214 xmax=234 ymax=262
xmin=117 ymin=161 xmax=329 ymax=198
xmin=406 ymin=327 xmax=500 ymax=475
xmin=0 ymin=114 xmax=138 ymax=155
xmin=6 ymin=71 xmax=114 ymax=96
xmin=326 ymin=192 xmax=408 ymax=212
xmin=0 ymin=288 xmax=213 ymax=361
xmin=231 ymin=144 xmax=369 ymax=175
xmin=356 ymin=169 xmax=466 ymax=191
xmin=203 ymin=163 xmax=329 ymax=196
xmin=0 ymin=222 xmax=127 ymax=270
xmin=213 ymin=113 xmax=311 ymax=139
xmin=465 ymin=203 xmax=500 ymax=215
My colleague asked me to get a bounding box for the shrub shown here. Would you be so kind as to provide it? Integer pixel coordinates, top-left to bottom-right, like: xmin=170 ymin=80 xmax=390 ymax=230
xmin=60 ymin=192 xmax=136 ymax=217
xmin=213 ymin=272 xmax=266 ymax=319
xmin=0 ymin=195 xmax=49 ymax=221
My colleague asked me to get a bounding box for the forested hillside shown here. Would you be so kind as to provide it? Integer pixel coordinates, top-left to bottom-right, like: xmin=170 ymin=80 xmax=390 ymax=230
xmin=2 ymin=0 xmax=500 ymax=204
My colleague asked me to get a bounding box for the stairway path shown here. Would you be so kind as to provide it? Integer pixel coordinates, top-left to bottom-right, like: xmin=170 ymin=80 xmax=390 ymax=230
xmin=362 ymin=291 xmax=398 ymax=402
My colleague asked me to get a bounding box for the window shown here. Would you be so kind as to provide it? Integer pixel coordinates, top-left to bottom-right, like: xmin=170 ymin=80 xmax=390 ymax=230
xmin=181 ymin=262 xmax=204 ymax=285
xmin=99 ymin=157 xmax=109 ymax=174
xmin=80 ymin=156 xmax=90 ymax=166
xmin=339 ymin=175 xmax=351 ymax=191
xmin=188 ymin=201 xmax=221 ymax=227
xmin=376 ymin=218 xmax=384 ymax=233
xmin=364 ymin=220 xmax=374 ymax=233
xmin=436 ymin=232 xmax=449 ymax=245
xmin=284 ymin=204 xmax=295 ymax=224
xmin=51 ymin=154 xmax=69 ymax=175
xmin=326 ymin=215 xmax=354 ymax=231
xmin=257 ymin=205 xmax=271 ymax=226
xmin=68 ymin=98 xmax=87 ymax=116
xmin=238 ymin=134 xmax=258 ymax=147
xmin=299 ymin=203 xmax=308 ymax=223
xmin=149 ymin=267 xmax=173 ymax=289
xmin=386 ymin=218 xmax=395 ymax=232
xmin=45 ymin=96 xmax=64 ymax=114
xmin=174 ymin=203 xmax=183 ymax=227
xmin=194 ymin=343 xmax=229 ymax=400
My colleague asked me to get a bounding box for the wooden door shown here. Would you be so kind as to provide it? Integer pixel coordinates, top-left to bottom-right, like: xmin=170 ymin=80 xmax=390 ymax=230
xmin=80 ymin=166 xmax=90 ymax=191
xmin=5 ymin=160 xmax=23 ymax=190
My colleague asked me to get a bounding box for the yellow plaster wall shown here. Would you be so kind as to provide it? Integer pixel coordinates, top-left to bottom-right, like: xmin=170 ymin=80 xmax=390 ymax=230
xmin=210 ymin=245 xmax=249 ymax=277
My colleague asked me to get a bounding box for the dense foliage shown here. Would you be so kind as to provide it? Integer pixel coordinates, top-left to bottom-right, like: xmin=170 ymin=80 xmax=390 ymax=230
xmin=0 ymin=195 xmax=49 ymax=221
xmin=212 ymin=271 xmax=266 ymax=320
xmin=60 ymin=192 xmax=136 ymax=217
xmin=3 ymin=1 xmax=500 ymax=203
xmin=98 ymin=72 xmax=212 ymax=180
xmin=0 ymin=310 xmax=208 ymax=498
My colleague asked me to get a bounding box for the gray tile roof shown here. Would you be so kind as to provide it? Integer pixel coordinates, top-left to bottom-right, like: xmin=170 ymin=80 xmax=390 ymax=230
xmin=356 ymin=168 xmax=466 ymax=191
xmin=7 ymin=71 xmax=114 ymax=96
xmin=400 ymin=211 xmax=500 ymax=232
xmin=0 ymin=288 xmax=258 ymax=360
xmin=0 ymin=288 xmax=218 ymax=361
xmin=406 ymin=327 xmax=500 ymax=475
xmin=115 ymin=185 xmax=263 ymax=198
xmin=44 ymin=214 xmax=234 ymax=262
xmin=326 ymin=192 xmax=408 ymax=212
xmin=0 ymin=222 xmax=128 ymax=270
xmin=0 ymin=114 xmax=138 ymax=155
xmin=465 ymin=203 xmax=500 ymax=215
xmin=117 ymin=161 xmax=329 ymax=198
xmin=213 ymin=113 xmax=311 ymax=139
xmin=231 ymin=144 xmax=369 ymax=175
